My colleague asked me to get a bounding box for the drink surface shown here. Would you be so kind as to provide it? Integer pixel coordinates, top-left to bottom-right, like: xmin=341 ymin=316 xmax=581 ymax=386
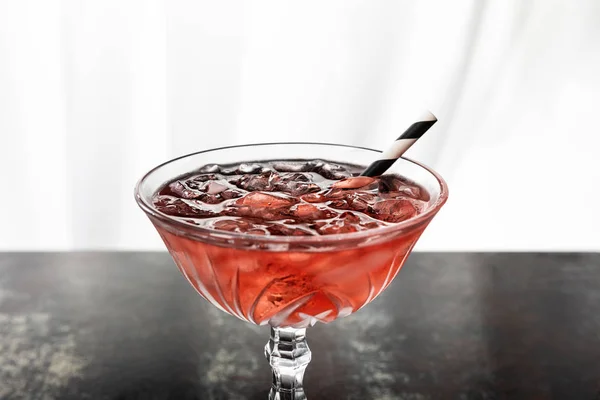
xmin=150 ymin=160 xmax=432 ymax=328
xmin=152 ymin=160 xmax=430 ymax=236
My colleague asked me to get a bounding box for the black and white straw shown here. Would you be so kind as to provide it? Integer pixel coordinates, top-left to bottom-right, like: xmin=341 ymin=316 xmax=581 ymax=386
xmin=361 ymin=111 xmax=437 ymax=177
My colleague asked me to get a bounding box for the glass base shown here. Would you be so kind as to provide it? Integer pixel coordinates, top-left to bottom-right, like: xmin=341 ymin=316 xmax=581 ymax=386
xmin=264 ymin=327 xmax=311 ymax=400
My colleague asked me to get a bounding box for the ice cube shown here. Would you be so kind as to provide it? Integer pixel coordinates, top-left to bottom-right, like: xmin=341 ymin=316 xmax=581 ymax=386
xmin=199 ymin=193 xmax=227 ymax=204
xmin=266 ymin=223 xmax=314 ymax=236
xmin=401 ymin=185 xmax=430 ymax=202
xmin=205 ymin=181 xmax=228 ymax=194
xmin=380 ymin=187 xmax=430 ymax=202
xmin=361 ymin=220 xmax=384 ymax=230
xmin=199 ymin=164 xmax=220 ymax=173
xmin=327 ymin=198 xmax=351 ymax=211
xmin=212 ymin=218 xmax=243 ymax=232
xmin=321 ymin=188 xmax=345 ymax=199
xmin=236 ymin=192 xmax=298 ymax=208
xmin=213 ymin=218 xmax=268 ymax=233
xmin=238 ymin=163 xmax=263 ymax=174
xmin=316 ymin=219 xmax=359 ymax=235
xmin=280 ymin=172 xmax=311 ymax=183
xmin=220 ymin=167 xmax=237 ymax=175
xmin=290 ymin=204 xmax=337 ymax=220
xmin=260 ymin=209 xmax=293 ymax=221
xmin=344 ymin=192 xmax=377 ymax=212
xmin=272 ymin=162 xmax=306 ymax=172
xmin=371 ymin=199 xmax=418 ymax=223
xmin=318 ymin=162 xmax=350 ymax=180
xmin=187 ymin=174 xmax=221 ymax=186
xmin=285 ymin=182 xmax=321 ymax=196
xmin=300 ymin=193 xmax=326 ymax=203
xmin=166 ymin=181 xmax=202 ymax=199
xmin=378 ymin=175 xmax=429 ymax=200
xmin=291 ymin=203 xmax=319 ymax=219
xmin=338 ymin=211 xmax=361 ymax=224
xmin=221 ymin=189 xmax=243 ymax=200
xmin=378 ymin=175 xmax=405 ymax=192
xmin=153 ymin=196 xmax=217 ymax=218
xmin=303 ymin=160 xmax=325 ymax=172
xmin=234 ymin=171 xmax=275 ymax=191
xmin=224 ymin=204 xmax=288 ymax=221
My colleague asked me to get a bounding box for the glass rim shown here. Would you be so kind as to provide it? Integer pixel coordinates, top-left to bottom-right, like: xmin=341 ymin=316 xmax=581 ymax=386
xmin=134 ymin=142 xmax=449 ymax=246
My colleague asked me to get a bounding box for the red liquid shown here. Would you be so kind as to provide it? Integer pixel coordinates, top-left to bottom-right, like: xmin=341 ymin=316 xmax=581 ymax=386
xmin=151 ymin=160 xmax=430 ymax=328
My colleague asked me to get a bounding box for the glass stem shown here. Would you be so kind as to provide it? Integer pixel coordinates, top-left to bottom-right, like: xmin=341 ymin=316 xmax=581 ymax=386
xmin=264 ymin=327 xmax=311 ymax=400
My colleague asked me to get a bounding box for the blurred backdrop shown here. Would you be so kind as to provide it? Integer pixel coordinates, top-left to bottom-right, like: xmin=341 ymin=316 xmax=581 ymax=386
xmin=1 ymin=0 xmax=599 ymax=251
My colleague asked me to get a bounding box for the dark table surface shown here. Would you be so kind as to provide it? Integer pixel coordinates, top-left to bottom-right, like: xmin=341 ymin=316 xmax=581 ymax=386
xmin=1 ymin=252 xmax=600 ymax=400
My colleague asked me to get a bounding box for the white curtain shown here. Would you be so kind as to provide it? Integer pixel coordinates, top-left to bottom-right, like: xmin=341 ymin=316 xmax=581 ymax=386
xmin=1 ymin=0 xmax=599 ymax=251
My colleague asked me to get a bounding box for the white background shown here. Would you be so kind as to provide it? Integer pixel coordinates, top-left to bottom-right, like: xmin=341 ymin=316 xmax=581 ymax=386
xmin=0 ymin=0 xmax=599 ymax=251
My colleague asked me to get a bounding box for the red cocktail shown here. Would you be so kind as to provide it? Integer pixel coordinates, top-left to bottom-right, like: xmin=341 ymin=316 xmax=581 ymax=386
xmin=135 ymin=143 xmax=448 ymax=399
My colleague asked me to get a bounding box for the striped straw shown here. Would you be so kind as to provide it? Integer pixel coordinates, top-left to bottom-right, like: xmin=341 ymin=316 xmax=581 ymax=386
xmin=360 ymin=110 xmax=437 ymax=177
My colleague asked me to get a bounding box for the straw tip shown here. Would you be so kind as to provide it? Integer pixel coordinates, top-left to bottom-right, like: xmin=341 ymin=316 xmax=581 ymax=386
xmin=422 ymin=110 xmax=437 ymax=122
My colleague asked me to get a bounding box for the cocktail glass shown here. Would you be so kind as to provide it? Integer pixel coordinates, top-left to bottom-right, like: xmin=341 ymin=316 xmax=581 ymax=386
xmin=135 ymin=143 xmax=448 ymax=399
